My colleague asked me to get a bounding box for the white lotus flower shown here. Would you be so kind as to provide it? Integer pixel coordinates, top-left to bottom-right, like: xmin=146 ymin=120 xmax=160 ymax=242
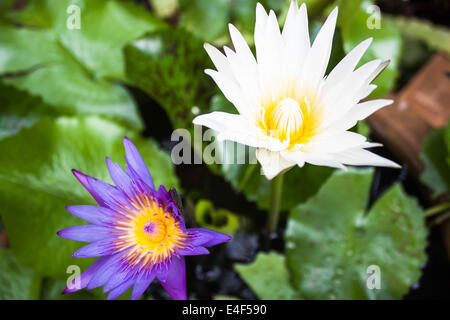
xmin=193 ymin=2 xmax=400 ymax=180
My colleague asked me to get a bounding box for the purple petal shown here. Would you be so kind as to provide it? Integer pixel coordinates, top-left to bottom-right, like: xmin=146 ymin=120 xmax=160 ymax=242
xmin=159 ymin=256 xmax=187 ymax=300
xmin=62 ymin=256 xmax=110 ymax=294
xmin=131 ymin=271 xmax=155 ymax=300
xmin=87 ymin=254 xmax=123 ymax=290
xmin=106 ymin=278 xmax=135 ymax=300
xmin=106 ymin=157 xmax=136 ymax=198
xmin=103 ymin=268 xmax=133 ymax=292
xmin=72 ymin=239 xmax=115 ymax=258
xmin=88 ymin=177 xmax=132 ymax=212
xmin=188 ymin=228 xmax=232 ymax=247
xmin=57 ymin=225 xmax=113 ymax=242
xmin=177 ymin=246 xmax=209 ymax=256
xmin=155 ymin=266 xmax=168 ymax=283
xmin=66 ymin=205 xmax=119 ymax=226
xmin=123 ymin=137 xmax=155 ymax=190
xmin=72 ymin=170 xmax=105 ymax=206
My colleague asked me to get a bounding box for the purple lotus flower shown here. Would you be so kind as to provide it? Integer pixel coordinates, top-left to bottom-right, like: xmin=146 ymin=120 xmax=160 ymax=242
xmin=57 ymin=137 xmax=231 ymax=300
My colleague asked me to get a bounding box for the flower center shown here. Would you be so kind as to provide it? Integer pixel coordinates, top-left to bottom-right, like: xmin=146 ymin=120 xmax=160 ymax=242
xmin=113 ymin=193 xmax=187 ymax=267
xmin=143 ymin=220 xmax=166 ymax=243
xmin=267 ymin=98 xmax=304 ymax=142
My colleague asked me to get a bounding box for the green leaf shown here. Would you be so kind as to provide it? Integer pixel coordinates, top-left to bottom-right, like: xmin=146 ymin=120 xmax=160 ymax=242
xmin=338 ymin=0 xmax=402 ymax=97
xmin=0 ymin=248 xmax=41 ymax=300
xmin=0 ymin=83 xmax=54 ymax=140
xmin=420 ymin=123 xmax=450 ymax=197
xmin=356 ymin=120 xmax=371 ymax=137
xmin=285 ymin=169 xmax=427 ymax=299
xmin=0 ymin=116 xmax=179 ymax=278
xmin=8 ymin=0 xmax=166 ymax=80
xmin=0 ymin=0 xmax=14 ymax=17
xmin=195 ymin=199 xmax=240 ymax=235
xmin=178 ymin=0 xmax=229 ymax=42
xmin=385 ymin=15 xmax=450 ymax=55
xmin=235 ymin=252 xmax=301 ymax=300
xmin=0 ymin=0 xmax=166 ymax=129
xmin=0 ymin=24 xmax=142 ymax=130
xmin=230 ymin=0 xmax=258 ymax=33
xmin=124 ymin=27 xmax=215 ymax=130
xmin=214 ymin=295 xmax=240 ymax=300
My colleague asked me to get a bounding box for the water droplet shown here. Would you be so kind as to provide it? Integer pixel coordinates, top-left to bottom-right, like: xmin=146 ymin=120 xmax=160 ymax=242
xmin=191 ymin=106 xmax=200 ymax=115
xmin=355 ymin=214 xmax=365 ymax=227
xmin=286 ymin=241 xmax=296 ymax=249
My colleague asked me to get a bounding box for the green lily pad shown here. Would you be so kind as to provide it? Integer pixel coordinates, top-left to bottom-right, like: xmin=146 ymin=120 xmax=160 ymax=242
xmin=385 ymin=15 xmax=450 ymax=55
xmin=178 ymin=0 xmax=229 ymax=42
xmin=420 ymin=123 xmax=450 ymax=198
xmin=0 ymin=248 xmax=41 ymax=300
xmin=0 ymin=83 xmax=55 ymax=140
xmin=0 ymin=0 xmax=166 ymax=130
xmin=235 ymin=252 xmax=301 ymax=300
xmin=7 ymin=0 xmax=165 ymax=80
xmin=0 ymin=116 xmax=179 ymax=278
xmin=285 ymin=169 xmax=427 ymax=299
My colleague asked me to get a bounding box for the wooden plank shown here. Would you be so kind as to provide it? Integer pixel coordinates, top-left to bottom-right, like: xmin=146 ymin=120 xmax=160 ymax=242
xmin=367 ymin=53 xmax=450 ymax=178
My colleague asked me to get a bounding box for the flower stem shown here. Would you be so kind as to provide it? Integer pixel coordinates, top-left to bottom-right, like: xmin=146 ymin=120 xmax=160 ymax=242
xmin=425 ymin=202 xmax=450 ymax=217
xmin=267 ymin=173 xmax=284 ymax=235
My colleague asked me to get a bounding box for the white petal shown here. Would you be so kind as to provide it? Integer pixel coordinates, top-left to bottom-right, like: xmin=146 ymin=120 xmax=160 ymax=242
xmin=328 ymin=99 xmax=393 ymax=132
xmin=223 ymin=46 xmax=259 ymax=113
xmin=256 ymin=148 xmax=296 ymax=180
xmin=255 ymin=2 xmax=269 ymax=30
xmin=357 ymin=84 xmax=378 ymax=100
xmin=228 ymin=24 xmax=256 ymax=66
xmin=308 ymin=131 xmax=367 ymax=154
xmin=322 ymin=59 xmax=384 ymax=124
xmin=281 ymin=0 xmax=299 ymax=39
xmin=204 ymin=69 xmax=249 ymax=117
xmin=301 ymin=7 xmax=338 ymax=91
xmin=193 ymin=112 xmax=258 ymax=147
xmin=193 ymin=112 xmax=287 ymax=151
xmin=324 ymin=38 xmax=372 ymax=91
xmin=203 ymin=43 xmax=233 ymax=78
xmin=280 ymin=149 xmax=305 ymax=167
xmin=282 ymin=3 xmax=310 ymax=79
xmin=331 ymin=147 xmax=400 ymax=168
xmin=302 ymin=152 xmax=346 ymax=170
xmin=256 ymin=9 xmax=284 ymax=94
xmin=366 ymin=60 xmax=390 ymax=84
xmin=254 ymin=3 xmax=269 ymax=61
xmin=352 ymin=99 xmax=393 ymax=120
